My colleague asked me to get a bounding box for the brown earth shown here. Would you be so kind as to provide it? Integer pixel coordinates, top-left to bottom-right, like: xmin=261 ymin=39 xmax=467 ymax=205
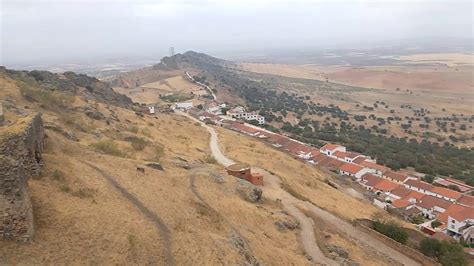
xmin=0 ymin=74 xmax=309 ymax=265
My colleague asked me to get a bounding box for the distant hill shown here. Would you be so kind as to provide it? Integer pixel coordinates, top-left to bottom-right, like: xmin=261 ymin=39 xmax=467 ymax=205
xmin=1 ymin=67 xmax=132 ymax=108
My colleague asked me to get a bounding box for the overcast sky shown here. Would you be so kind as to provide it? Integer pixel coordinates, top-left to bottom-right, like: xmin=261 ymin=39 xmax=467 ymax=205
xmin=1 ymin=0 xmax=472 ymax=66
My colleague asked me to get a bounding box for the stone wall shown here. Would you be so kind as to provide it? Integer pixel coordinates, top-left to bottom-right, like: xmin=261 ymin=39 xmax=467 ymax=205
xmin=0 ymin=113 xmax=44 ymax=241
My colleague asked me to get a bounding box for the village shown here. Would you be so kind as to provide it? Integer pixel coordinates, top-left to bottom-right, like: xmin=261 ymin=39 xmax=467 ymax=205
xmin=145 ymin=98 xmax=474 ymax=248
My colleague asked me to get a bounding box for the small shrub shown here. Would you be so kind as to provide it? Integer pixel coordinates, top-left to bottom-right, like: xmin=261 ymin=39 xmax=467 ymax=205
xmin=126 ymin=126 xmax=139 ymax=134
xmin=151 ymin=145 xmax=165 ymax=162
xmin=52 ymin=170 xmax=63 ymax=181
xmin=91 ymin=139 xmax=125 ymax=157
xmin=129 ymin=137 xmax=148 ymax=151
xmin=204 ymin=155 xmax=217 ymax=164
xmin=59 ymin=185 xmax=71 ymax=193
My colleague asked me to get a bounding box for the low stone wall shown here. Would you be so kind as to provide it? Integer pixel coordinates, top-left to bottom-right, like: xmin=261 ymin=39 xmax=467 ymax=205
xmin=354 ymin=219 xmax=439 ymax=266
xmin=0 ymin=113 xmax=44 ymax=242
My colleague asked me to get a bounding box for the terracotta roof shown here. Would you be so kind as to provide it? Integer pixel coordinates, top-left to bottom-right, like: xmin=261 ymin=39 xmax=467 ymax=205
xmin=320 ymin=143 xmax=342 ymax=151
xmin=345 ymin=152 xmax=361 ymax=159
xmin=312 ymin=153 xmax=329 ymax=163
xmin=439 ymin=178 xmax=474 ymax=192
xmin=390 ymin=186 xmax=412 ymax=198
xmin=358 ymin=161 xmax=388 ymax=172
xmin=401 ymin=207 xmax=422 ymax=216
xmin=339 ymin=163 xmax=364 ymax=175
xmin=431 ymin=186 xmax=462 ymax=200
xmin=352 ymin=157 xmax=367 ymax=164
xmin=392 ymin=199 xmax=411 ymax=208
xmin=318 ymin=157 xmax=345 ymax=168
xmin=362 ymin=173 xmax=383 ymax=187
xmin=437 ymin=203 xmax=468 ymax=223
xmin=417 ymin=195 xmax=452 ymax=210
xmin=405 ymin=190 xmax=424 ymax=201
xmin=450 ymin=207 xmax=474 ymax=222
xmin=404 ymin=179 xmax=435 ymax=191
xmin=333 ymin=151 xmax=347 ymax=159
xmin=373 ymin=180 xmax=400 ymax=192
xmin=383 ymin=170 xmax=409 ymax=182
xmin=457 ymin=194 xmax=474 ymax=208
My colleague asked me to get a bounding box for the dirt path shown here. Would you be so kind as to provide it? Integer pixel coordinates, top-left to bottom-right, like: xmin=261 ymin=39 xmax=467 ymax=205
xmin=82 ymin=161 xmax=175 ymax=266
xmin=178 ymin=111 xmax=335 ymax=265
xmin=189 ymin=172 xmax=259 ymax=265
xmin=178 ymin=111 xmax=421 ymax=265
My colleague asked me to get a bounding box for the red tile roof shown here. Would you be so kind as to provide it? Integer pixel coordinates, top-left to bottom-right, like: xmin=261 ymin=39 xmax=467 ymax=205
xmin=437 ymin=204 xmax=468 ymax=223
xmin=417 ymin=195 xmax=452 ymax=210
xmin=374 ymin=180 xmax=400 ymax=192
xmin=404 ymin=179 xmax=435 ymax=191
xmin=390 ymin=186 xmax=412 ymax=198
xmin=431 ymin=187 xmax=462 ymax=200
xmin=457 ymin=194 xmax=474 ymax=208
xmin=437 ymin=178 xmax=474 ymax=193
xmin=362 ymin=173 xmax=383 ymax=187
xmin=333 ymin=151 xmax=347 ymax=159
xmin=339 ymin=163 xmax=364 ymax=175
xmin=358 ymin=161 xmax=389 ymax=172
xmin=450 ymin=207 xmax=474 ymax=222
xmin=383 ymin=170 xmax=409 ymax=183
xmin=320 ymin=143 xmax=342 ymax=151
xmin=345 ymin=152 xmax=361 ymax=159
xmin=392 ymin=199 xmax=411 ymax=208
xmin=405 ymin=190 xmax=424 ymax=201
xmin=312 ymin=153 xmax=328 ymax=163
xmin=352 ymin=157 xmax=367 ymax=164
xmin=318 ymin=157 xmax=345 ymax=168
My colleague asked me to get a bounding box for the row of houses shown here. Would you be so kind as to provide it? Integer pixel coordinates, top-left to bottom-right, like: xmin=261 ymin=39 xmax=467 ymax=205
xmin=200 ymin=115 xmax=474 ymax=244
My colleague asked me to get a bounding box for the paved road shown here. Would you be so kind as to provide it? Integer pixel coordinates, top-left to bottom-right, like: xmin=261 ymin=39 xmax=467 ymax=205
xmin=178 ymin=111 xmax=421 ymax=266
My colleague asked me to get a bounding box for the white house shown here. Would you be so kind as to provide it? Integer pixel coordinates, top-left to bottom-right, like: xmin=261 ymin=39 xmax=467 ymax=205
xmin=338 ymin=163 xmax=372 ymax=179
xmin=446 ymin=207 xmax=474 ymax=243
xmin=175 ymin=102 xmax=193 ymax=110
xmin=207 ymin=103 xmax=227 ymax=115
xmin=227 ymin=106 xmax=265 ymax=125
xmin=319 ymin=143 xmax=346 ymax=156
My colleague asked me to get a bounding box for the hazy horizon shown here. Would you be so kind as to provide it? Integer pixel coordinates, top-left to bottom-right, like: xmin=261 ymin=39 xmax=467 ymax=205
xmin=1 ymin=0 xmax=473 ymax=67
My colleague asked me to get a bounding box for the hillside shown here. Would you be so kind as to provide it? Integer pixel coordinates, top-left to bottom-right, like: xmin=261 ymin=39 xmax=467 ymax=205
xmin=0 ymin=68 xmax=313 ymax=264
xmin=108 ymin=52 xmax=473 ymax=183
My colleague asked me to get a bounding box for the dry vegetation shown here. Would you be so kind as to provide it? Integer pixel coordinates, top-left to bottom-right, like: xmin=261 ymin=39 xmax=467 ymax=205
xmin=0 ymin=74 xmax=313 ymax=265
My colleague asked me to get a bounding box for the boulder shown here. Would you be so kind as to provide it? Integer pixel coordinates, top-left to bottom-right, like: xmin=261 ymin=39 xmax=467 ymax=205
xmin=326 ymin=244 xmax=349 ymax=259
xmin=236 ymin=180 xmax=262 ymax=203
xmin=85 ymin=110 xmax=105 ymax=120
xmin=274 ymin=216 xmax=299 ymax=231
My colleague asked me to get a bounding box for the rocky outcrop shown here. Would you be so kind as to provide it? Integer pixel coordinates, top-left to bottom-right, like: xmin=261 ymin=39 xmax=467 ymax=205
xmin=236 ymin=180 xmax=262 ymax=203
xmin=0 ymin=113 xmax=45 ymax=241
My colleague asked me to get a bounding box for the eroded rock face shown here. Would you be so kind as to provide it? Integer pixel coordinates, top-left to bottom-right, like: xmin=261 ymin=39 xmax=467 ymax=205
xmin=0 ymin=113 xmax=45 ymax=242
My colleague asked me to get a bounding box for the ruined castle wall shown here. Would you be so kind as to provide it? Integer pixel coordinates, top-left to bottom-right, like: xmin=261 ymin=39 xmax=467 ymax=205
xmin=0 ymin=113 xmax=44 ymax=241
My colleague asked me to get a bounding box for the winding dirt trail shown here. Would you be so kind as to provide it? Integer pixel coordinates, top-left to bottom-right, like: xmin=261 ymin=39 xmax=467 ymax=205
xmin=82 ymin=161 xmax=175 ymax=266
xmin=178 ymin=111 xmax=421 ymax=266
xmin=178 ymin=111 xmax=335 ymax=265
